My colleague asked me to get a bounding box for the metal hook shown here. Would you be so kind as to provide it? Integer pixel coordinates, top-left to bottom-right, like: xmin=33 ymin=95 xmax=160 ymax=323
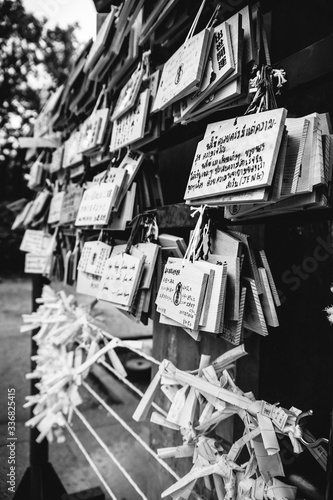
xmin=295 ymin=410 xmax=329 ymax=448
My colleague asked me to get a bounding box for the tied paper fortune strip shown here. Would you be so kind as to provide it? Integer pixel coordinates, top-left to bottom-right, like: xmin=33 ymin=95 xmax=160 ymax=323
xmin=133 ymin=347 xmax=327 ymax=500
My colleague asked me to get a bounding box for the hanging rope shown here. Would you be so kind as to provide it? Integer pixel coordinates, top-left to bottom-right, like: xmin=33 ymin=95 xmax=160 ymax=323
xmin=73 ymin=407 xmax=148 ymax=500
xmin=64 ymin=420 xmax=119 ymax=500
xmin=98 ymin=358 xmax=168 ymax=417
xmin=83 ymin=382 xmax=181 ymax=481
xmin=90 ymin=323 xmax=160 ymax=366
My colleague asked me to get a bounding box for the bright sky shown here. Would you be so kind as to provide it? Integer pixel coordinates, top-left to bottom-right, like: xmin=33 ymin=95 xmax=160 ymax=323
xmin=22 ymin=0 xmax=97 ymax=43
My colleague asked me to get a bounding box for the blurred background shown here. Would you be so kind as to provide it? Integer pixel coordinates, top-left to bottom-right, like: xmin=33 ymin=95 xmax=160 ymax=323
xmin=0 ymin=0 xmax=95 ymax=275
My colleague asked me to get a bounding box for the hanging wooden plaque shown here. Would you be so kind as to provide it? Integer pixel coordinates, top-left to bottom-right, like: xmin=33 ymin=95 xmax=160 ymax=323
xmin=47 ymin=191 xmax=65 ymax=225
xmin=155 ymin=257 xmax=209 ymax=330
xmin=152 ymin=28 xmax=212 ymax=112
xmin=98 ymin=252 xmax=146 ymax=308
xmin=20 ymin=230 xmax=52 ymax=254
xmin=109 ymin=89 xmax=150 ymax=152
xmin=184 ymin=108 xmax=287 ymax=201
xmin=75 ymin=183 xmax=118 ymax=226
xmin=59 ymin=186 xmax=84 ymax=225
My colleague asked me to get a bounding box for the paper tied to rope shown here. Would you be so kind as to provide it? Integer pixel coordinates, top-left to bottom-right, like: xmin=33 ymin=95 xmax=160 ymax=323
xmin=186 ymin=205 xmax=211 ymax=262
xmin=22 ymin=286 xmax=128 ymax=443
xmin=245 ymin=65 xmax=287 ymax=114
xmin=238 ymin=477 xmax=297 ymax=500
xmin=133 ymin=347 xmax=326 ymax=499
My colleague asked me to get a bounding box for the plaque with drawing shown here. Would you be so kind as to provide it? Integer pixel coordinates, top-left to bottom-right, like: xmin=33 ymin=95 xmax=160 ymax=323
xmin=155 ymin=257 xmax=209 ymax=330
xmin=152 ymin=28 xmax=212 ymax=112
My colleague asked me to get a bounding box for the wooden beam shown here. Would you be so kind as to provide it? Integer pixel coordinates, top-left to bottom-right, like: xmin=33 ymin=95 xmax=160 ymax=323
xmin=18 ymin=137 xmax=60 ymax=149
xmin=276 ymin=34 xmax=333 ymax=90
xmin=156 ymin=203 xmax=199 ymax=229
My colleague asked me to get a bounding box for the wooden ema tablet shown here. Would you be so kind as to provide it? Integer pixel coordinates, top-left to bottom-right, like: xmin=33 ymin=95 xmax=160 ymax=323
xmin=180 ymin=8 xmax=244 ymax=125
xmin=196 ymin=261 xmax=227 ymax=333
xmin=159 ymin=260 xmax=226 ymax=338
xmin=108 ymin=242 xmax=159 ymax=290
xmin=83 ymin=8 xmax=117 ymax=73
xmin=78 ymin=114 xmax=102 ymax=154
xmin=234 ymin=189 xmax=329 ymax=219
xmin=184 ymin=76 xmax=243 ymax=124
xmin=132 ymin=243 xmax=160 ymax=289
xmin=78 ymin=242 xmax=94 ymax=273
xmin=222 ymin=286 xmax=246 ymax=345
xmin=24 ymin=254 xmax=49 ymax=275
xmin=84 ymin=241 xmax=112 ymax=277
xmin=178 ymin=19 xmax=235 ymax=120
xmin=12 ymin=201 xmax=34 ymax=230
xmin=311 ymin=117 xmax=324 ymax=188
xmin=207 ymin=254 xmax=240 ymax=322
xmin=139 ymin=0 xmax=182 ymax=45
xmin=109 ymin=89 xmax=150 ymax=152
xmin=109 ymin=183 xmax=137 ymax=231
xmin=47 ymin=191 xmax=65 ymax=225
xmin=92 ymin=168 xmax=128 ymax=212
xmin=190 ymin=185 xmax=270 ymax=207
xmin=59 ymin=186 xmax=84 ymax=225
xmin=258 ymin=250 xmax=281 ymax=307
xmin=62 ymin=129 xmax=82 ymax=169
xmin=75 ymin=182 xmax=118 ymax=226
xmin=118 ymin=150 xmax=144 ymax=191
xmin=258 ymin=267 xmax=279 ymax=327
xmin=20 ymin=230 xmax=52 ymax=255
xmin=184 ymin=108 xmax=287 ymax=200
xmin=296 ymin=114 xmax=320 ymax=193
xmin=159 ymin=233 xmax=187 ymax=256
xmin=159 ymin=314 xmax=202 ymax=341
xmin=229 ymin=229 xmax=262 ymax=295
xmin=98 ymin=252 xmax=146 ymax=309
xmin=156 ymin=257 xmax=209 ymax=331
xmin=281 ymin=117 xmax=309 ymax=196
xmin=111 ymin=65 xmax=144 ymax=121
xmin=210 ymin=228 xmax=242 ymax=257
xmin=243 ymin=277 xmax=268 ymax=336
xmin=152 ymin=28 xmax=213 ymax=112
xmin=50 ymin=146 xmax=64 ymax=173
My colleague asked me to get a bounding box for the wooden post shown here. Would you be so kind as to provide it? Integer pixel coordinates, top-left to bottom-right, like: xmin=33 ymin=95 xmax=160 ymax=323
xmin=13 ymin=275 xmax=67 ymax=500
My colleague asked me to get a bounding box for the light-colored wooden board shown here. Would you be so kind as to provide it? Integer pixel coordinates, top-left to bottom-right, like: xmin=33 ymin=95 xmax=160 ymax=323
xmin=258 ymin=267 xmax=279 ymax=327
xmin=184 ymin=108 xmax=287 ymax=200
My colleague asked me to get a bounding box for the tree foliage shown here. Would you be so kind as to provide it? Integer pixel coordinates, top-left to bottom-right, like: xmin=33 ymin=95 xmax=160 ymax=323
xmin=0 ymin=0 xmax=79 ymax=272
xmin=0 ymin=0 xmax=79 ymax=199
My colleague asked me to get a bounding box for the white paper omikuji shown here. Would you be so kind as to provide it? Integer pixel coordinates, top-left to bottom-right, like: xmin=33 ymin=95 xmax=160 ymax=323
xmin=133 ymin=347 xmax=326 ymax=500
xmin=22 ymin=286 xmax=126 ymax=444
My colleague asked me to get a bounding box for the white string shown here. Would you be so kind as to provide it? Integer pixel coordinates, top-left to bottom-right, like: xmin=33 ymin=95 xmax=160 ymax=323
xmin=184 ymin=205 xmax=206 ymax=262
xmin=73 ymin=407 xmax=148 ymax=500
xmin=64 ymin=420 xmax=119 ymax=500
xmin=98 ymin=359 xmax=168 ymax=417
xmin=83 ymin=381 xmax=180 ymax=481
xmin=185 ymin=0 xmax=207 ymax=45
xmin=205 ymin=4 xmax=220 ymax=29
